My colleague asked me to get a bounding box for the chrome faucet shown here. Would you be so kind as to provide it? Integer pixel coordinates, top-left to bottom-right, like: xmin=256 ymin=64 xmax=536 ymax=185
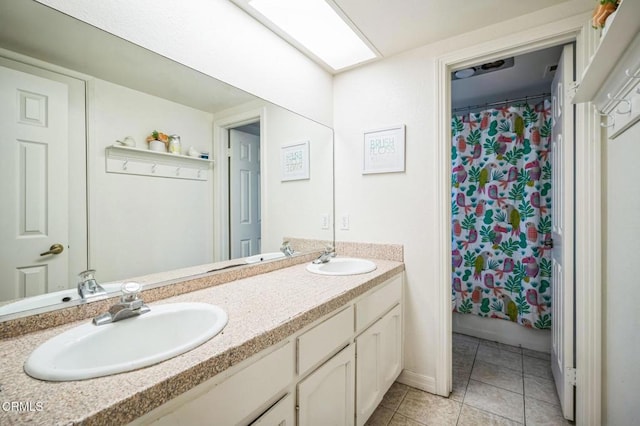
xmin=77 ymin=269 xmax=106 ymax=300
xmin=93 ymin=282 xmax=150 ymax=326
xmin=280 ymin=240 xmax=294 ymax=257
xmin=313 ymin=245 xmax=336 ymax=264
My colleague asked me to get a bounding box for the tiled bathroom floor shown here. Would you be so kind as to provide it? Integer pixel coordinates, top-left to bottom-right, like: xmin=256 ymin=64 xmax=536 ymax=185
xmin=366 ymin=333 xmax=572 ymax=425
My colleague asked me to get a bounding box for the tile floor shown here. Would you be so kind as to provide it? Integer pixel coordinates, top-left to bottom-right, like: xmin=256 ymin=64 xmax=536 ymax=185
xmin=366 ymin=333 xmax=572 ymax=425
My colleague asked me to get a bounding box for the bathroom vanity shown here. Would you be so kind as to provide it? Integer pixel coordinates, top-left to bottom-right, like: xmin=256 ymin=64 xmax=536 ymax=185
xmin=136 ymin=270 xmax=402 ymax=426
xmin=0 ymin=249 xmax=404 ymax=425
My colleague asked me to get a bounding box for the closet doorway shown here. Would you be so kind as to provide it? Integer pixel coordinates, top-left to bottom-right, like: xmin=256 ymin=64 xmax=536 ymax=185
xmin=212 ymin=108 xmax=265 ymax=262
xmin=449 ymin=44 xmax=576 ymax=421
xmin=229 ymin=122 xmax=261 ymax=258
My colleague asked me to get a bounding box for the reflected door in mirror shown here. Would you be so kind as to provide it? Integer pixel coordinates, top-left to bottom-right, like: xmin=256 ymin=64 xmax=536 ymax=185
xmin=0 ymin=65 xmax=69 ymax=302
xmin=230 ymin=128 xmax=261 ymax=258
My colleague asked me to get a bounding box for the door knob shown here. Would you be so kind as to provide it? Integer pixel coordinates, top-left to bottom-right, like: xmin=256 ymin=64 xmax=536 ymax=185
xmin=40 ymin=243 xmax=64 ymax=256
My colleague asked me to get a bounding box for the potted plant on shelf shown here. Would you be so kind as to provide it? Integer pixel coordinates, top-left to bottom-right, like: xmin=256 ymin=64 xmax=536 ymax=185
xmin=146 ymin=130 xmax=170 ymax=152
xmin=592 ymin=0 xmax=619 ymax=30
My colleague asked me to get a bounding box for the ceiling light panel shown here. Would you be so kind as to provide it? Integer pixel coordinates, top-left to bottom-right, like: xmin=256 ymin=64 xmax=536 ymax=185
xmin=247 ymin=0 xmax=376 ymax=71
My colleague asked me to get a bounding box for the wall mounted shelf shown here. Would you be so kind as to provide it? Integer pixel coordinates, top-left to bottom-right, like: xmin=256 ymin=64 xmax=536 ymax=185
xmin=105 ymin=145 xmax=213 ymax=181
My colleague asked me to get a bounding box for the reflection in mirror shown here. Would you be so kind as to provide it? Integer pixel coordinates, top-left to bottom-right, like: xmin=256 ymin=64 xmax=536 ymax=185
xmin=0 ymin=1 xmax=334 ymax=320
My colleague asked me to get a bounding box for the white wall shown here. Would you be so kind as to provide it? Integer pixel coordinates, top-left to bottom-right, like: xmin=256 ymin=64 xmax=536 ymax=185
xmin=333 ymin=4 xmax=591 ymax=392
xmin=603 ymin=120 xmax=640 ymax=424
xmin=261 ymin=104 xmax=334 ymax=252
xmin=88 ymin=79 xmax=214 ymax=282
xmin=36 ymin=0 xmax=333 ymax=127
xmin=212 ymin=101 xmax=334 ymax=256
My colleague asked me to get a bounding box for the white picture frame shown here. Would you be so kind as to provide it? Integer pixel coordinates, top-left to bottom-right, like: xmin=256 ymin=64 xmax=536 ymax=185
xmin=281 ymin=140 xmax=310 ymax=181
xmin=362 ymin=125 xmax=406 ymax=174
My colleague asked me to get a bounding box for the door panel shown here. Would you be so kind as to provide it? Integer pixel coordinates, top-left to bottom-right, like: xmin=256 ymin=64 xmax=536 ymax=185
xmin=550 ymin=43 xmax=575 ymax=421
xmin=0 ymin=64 xmax=69 ymax=302
xmin=230 ymin=128 xmax=260 ymax=258
xmin=297 ymin=344 xmax=355 ymax=426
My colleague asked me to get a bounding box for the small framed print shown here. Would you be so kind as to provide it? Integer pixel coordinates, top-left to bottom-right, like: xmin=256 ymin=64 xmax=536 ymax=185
xmin=281 ymin=140 xmax=310 ymax=181
xmin=363 ymin=125 xmax=405 ymax=174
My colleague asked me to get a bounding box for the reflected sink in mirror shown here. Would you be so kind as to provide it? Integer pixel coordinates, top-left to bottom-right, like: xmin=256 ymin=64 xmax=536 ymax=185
xmin=0 ymin=283 xmax=122 ymax=317
xmin=245 ymin=252 xmax=286 ymax=264
xmin=24 ymin=302 xmax=228 ymax=381
xmin=306 ymin=257 xmax=377 ymax=276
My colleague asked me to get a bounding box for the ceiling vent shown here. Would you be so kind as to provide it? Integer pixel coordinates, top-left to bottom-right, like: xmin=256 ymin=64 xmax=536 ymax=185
xmin=452 ymin=57 xmax=515 ymax=80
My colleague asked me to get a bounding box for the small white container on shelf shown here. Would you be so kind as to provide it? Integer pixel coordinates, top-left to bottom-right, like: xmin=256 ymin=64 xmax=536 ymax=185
xmin=149 ymin=140 xmax=166 ymax=152
xmin=168 ymin=135 xmax=182 ymax=155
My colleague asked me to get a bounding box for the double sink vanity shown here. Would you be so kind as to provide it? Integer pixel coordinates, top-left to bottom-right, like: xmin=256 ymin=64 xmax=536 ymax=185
xmin=0 ymin=243 xmax=404 ymax=425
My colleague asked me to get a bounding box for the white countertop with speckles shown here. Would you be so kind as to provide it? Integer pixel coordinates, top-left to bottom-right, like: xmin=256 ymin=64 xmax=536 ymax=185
xmin=0 ymin=258 xmax=403 ymax=425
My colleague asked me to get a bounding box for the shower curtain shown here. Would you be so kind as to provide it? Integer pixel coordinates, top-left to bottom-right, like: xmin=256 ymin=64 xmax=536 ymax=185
xmin=451 ymin=100 xmax=552 ymax=329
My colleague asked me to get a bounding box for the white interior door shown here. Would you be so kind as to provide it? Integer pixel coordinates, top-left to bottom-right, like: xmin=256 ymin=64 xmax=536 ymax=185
xmin=0 ymin=64 xmax=69 ymax=302
xmin=550 ymin=43 xmax=575 ymax=421
xmin=230 ymin=128 xmax=261 ymax=258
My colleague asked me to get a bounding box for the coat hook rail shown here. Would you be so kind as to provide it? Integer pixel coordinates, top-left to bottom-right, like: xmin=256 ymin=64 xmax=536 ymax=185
xmin=607 ymin=93 xmax=632 ymax=115
xmin=599 ymin=111 xmax=615 ymax=128
xmin=625 ymin=68 xmax=640 ymax=79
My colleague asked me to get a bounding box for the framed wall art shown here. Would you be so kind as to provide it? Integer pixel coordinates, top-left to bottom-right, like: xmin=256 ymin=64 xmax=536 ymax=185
xmin=362 ymin=125 xmax=405 ymax=174
xmin=281 ymin=140 xmax=310 ymax=181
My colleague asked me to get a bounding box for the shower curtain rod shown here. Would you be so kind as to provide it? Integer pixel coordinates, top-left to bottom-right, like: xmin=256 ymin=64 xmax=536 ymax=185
xmin=452 ymin=92 xmax=551 ymax=113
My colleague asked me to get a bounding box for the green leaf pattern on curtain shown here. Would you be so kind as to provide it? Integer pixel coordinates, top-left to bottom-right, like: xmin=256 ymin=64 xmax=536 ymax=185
xmin=451 ymin=101 xmax=552 ymax=329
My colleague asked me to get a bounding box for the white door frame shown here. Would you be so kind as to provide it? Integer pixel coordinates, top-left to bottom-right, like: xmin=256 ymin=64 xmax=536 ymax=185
xmin=434 ymin=13 xmax=601 ymax=424
xmin=212 ymin=107 xmax=266 ymax=261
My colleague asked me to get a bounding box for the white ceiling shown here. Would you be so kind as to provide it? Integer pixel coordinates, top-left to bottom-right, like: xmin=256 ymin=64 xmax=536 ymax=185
xmin=0 ymin=1 xmax=257 ymax=114
xmin=332 ymin=0 xmax=589 ymax=59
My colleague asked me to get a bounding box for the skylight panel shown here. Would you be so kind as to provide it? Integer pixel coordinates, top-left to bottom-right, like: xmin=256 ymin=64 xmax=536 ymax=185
xmin=248 ymin=0 xmax=376 ymax=70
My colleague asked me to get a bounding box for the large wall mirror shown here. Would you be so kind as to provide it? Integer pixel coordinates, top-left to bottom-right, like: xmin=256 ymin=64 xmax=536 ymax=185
xmin=0 ymin=1 xmax=334 ymax=320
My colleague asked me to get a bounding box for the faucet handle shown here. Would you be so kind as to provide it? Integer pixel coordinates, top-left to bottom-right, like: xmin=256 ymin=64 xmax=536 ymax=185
xmin=78 ymin=269 xmax=97 ymax=285
xmin=120 ymin=281 xmax=142 ymax=303
xmin=280 ymin=240 xmax=294 ymax=256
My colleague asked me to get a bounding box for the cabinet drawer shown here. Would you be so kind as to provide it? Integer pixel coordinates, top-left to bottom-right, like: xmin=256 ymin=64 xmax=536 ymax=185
xmin=251 ymin=393 xmax=294 ymax=426
xmin=298 ymin=305 xmax=354 ymax=375
xmin=166 ymin=341 xmax=294 ymax=425
xmin=356 ymin=275 xmax=402 ymax=332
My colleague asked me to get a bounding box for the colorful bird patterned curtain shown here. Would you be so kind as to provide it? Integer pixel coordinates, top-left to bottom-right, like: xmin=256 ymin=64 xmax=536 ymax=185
xmin=451 ymin=100 xmax=553 ymax=329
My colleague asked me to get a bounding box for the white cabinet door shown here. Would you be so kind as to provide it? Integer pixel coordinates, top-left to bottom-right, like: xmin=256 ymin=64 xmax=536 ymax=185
xmin=298 ymin=344 xmax=355 ymax=426
xmin=355 ymin=304 xmax=402 ymax=426
xmin=379 ymin=304 xmax=403 ymax=387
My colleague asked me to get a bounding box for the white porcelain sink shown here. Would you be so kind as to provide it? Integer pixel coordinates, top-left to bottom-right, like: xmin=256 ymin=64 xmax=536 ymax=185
xmin=24 ymin=302 xmax=228 ymax=381
xmin=306 ymin=257 xmax=377 ymax=276
xmin=245 ymin=252 xmax=285 ymax=264
xmin=0 ymin=283 xmax=122 ymax=317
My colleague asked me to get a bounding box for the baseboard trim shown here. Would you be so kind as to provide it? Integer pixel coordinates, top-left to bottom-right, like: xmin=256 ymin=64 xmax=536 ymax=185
xmin=396 ymin=369 xmax=436 ymax=394
xmin=453 ymin=314 xmax=551 ymax=353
